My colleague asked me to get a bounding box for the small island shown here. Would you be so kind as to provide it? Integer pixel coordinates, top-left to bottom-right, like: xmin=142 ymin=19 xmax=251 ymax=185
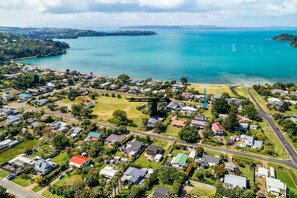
xmin=273 ymin=33 xmax=297 ymax=48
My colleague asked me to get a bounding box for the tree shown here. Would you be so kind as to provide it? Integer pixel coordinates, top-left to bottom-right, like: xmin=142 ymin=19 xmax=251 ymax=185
xmin=211 ymin=98 xmax=230 ymax=114
xmin=71 ymin=104 xmax=83 ymax=117
xmin=110 ymin=110 xmax=128 ymax=126
xmin=117 ymin=74 xmax=130 ymax=82
xmin=196 ymin=146 xmax=204 ymax=157
xmin=52 ymin=134 xmax=69 ymax=150
xmin=223 ymin=102 xmax=238 ymax=132
xmin=178 ymin=126 xmax=200 ymax=143
xmin=180 ymin=77 xmax=188 ymax=84
xmin=0 ymin=185 xmax=8 ymax=197
xmin=67 ymin=90 xmax=80 ymax=101
xmin=85 ymin=174 xmax=99 ymax=187
xmin=141 ymin=118 xmax=149 ymax=129
xmin=153 ymin=122 xmax=166 ymax=133
xmin=213 ymin=164 xmax=225 ymax=178
xmin=244 ymin=105 xmax=258 ymax=120
xmin=148 ymin=102 xmax=158 ymax=117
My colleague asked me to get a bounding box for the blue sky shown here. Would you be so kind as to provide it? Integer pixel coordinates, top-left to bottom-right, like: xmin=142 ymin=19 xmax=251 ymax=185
xmin=0 ymin=0 xmax=297 ymax=28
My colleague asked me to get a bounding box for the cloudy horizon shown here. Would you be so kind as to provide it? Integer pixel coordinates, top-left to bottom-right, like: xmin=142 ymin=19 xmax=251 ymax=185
xmin=1 ymin=0 xmax=297 ymax=28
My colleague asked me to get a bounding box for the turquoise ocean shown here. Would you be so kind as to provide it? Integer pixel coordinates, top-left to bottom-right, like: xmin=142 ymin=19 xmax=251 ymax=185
xmin=18 ymin=29 xmax=297 ymax=84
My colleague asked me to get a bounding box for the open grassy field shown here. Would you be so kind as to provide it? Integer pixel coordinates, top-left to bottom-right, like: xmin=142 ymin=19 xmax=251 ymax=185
xmin=188 ymin=182 xmax=216 ymax=198
xmin=234 ymin=86 xmax=249 ymax=98
xmin=42 ymin=190 xmax=61 ymax=198
xmin=52 ymin=151 xmax=69 ymax=165
xmin=32 ymin=185 xmax=43 ymax=192
xmin=0 ymin=140 xmax=38 ymax=164
xmin=92 ymin=96 xmax=149 ymax=128
xmin=151 ymin=138 xmax=169 ymax=149
xmin=188 ymin=83 xmax=235 ymax=97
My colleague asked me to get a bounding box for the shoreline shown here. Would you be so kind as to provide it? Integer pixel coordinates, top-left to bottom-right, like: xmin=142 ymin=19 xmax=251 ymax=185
xmin=17 ymin=62 xmax=246 ymax=86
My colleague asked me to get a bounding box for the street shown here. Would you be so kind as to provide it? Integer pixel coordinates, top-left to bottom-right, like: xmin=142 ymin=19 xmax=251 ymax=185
xmin=0 ymin=178 xmax=42 ymax=198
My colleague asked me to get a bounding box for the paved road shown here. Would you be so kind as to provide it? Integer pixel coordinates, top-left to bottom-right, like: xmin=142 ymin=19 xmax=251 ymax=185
xmin=0 ymin=178 xmax=42 ymax=198
xmin=247 ymin=87 xmax=297 ymax=168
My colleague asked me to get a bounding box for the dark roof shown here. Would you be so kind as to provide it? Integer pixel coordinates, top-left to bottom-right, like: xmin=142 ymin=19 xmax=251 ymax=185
xmin=152 ymin=187 xmax=173 ymax=198
xmin=126 ymin=141 xmax=143 ymax=152
xmin=146 ymin=145 xmax=162 ymax=153
xmin=202 ymin=154 xmax=221 ymax=165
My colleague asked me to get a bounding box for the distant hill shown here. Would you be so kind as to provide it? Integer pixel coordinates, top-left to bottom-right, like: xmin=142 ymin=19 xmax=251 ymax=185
xmin=120 ymin=25 xmax=228 ymax=29
xmin=0 ymin=26 xmax=157 ymax=39
xmin=273 ymin=33 xmax=297 ymax=48
xmin=0 ymin=33 xmax=69 ymax=64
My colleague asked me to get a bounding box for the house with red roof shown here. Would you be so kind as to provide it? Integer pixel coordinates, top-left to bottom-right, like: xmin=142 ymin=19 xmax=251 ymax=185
xmin=69 ymin=155 xmax=91 ymax=168
xmin=212 ymin=123 xmax=225 ymax=136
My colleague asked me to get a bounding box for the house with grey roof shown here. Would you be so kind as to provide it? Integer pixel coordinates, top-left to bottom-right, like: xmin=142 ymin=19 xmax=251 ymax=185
xmin=126 ymin=141 xmax=143 ymax=157
xmin=147 ymin=118 xmax=159 ymax=128
xmin=35 ymin=159 xmax=55 ymax=175
xmin=121 ymin=167 xmax=148 ymax=184
xmin=105 ymin=134 xmax=126 ymax=145
xmin=224 ymin=174 xmax=247 ymax=189
xmin=196 ymin=154 xmax=221 ymax=167
xmin=152 ymin=187 xmax=173 ymax=198
xmin=6 ymin=114 xmax=22 ymax=125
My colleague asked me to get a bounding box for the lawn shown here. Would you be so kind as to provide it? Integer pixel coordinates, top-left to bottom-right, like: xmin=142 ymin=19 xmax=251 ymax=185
xmin=0 ymin=169 xmax=10 ymax=178
xmin=234 ymin=86 xmax=249 ymax=98
xmin=52 ymin=151 xmax=69 ymax=165
xmin=275 ymin=169 xmax=297 ymax=194
xmin=188 ymin=182 xmax=216 ymax=198
xmin=42 ymin=190 xmax=61 ymax=198
xmin=133 ymin=153 xmax=162 ymax=170
xmin=32 ymin=185 xmax=43 ymax=192
xmin=151 ymin=138 xmax=169 ymax=149
xmin=0 ymin=140 xmax=38 ymax=164
xmin=13 ymin=176 xmax=32 ymax=187
xmin=257 ymin=121 xmax=287 ymax=159
xmin=188 ymin=83 xmax=235 ymax=97
xmin=92 ymin=96 xmax=149 ymax=128
xmin=171 ymin=148 xmax=190 ymax=156
xmin=165 ymin=125 xmax=181 ymax=137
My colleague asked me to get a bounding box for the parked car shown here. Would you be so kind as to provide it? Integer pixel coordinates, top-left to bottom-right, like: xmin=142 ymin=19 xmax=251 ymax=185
xmin=6 ymin=174 xmax=15 ymax=180
xmin=59 ymin=174 xmax=65 ymax=179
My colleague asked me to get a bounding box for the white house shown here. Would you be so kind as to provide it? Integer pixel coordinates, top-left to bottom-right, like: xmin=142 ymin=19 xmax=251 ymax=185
xmin=266 ymin=177 xmax=286 ymax=197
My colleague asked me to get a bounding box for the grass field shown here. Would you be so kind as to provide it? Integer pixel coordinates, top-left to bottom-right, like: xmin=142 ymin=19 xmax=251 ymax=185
xmin=188 ymin=182 xmax=216 ymax=198
xmin=42 ymin=190 xmax=61 ymax=198
xmin=151 ymin=139 xmax=169 ymax=149
xmin=0 ymin=140 xmax=38 ymax=164
xmin=234 ymin=86 xmax=249 ymax=98
xmin=171 ymin=148 xmax=190 ymax=156
xmin=92 ymin=96 xmax=149 ymax=128
xmin=52 ymin=151 xmax=69 ymax=165
xmin=188 ymin=84 xmax=235 ymax=97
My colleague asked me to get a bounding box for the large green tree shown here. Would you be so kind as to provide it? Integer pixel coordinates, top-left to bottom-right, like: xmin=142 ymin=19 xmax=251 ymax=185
xmin=212 ymin=98 xmax=230 ymax=115
xmin=178 ymin=126 xmax=200 ymax=143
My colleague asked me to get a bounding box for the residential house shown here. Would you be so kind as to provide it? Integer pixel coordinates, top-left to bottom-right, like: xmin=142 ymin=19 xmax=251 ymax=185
xmin=171 ymin=153 xmax=188 ymax=169
xmin=229 ymin=135 xmax=238 ymax=144
xmin=181 ymin=92 xmax=193 ymax=100
xmin=85 ymin=131 xmax=101 ymax=141
xmin=196 ymin=154 xmax=221 ymax=167
xmin=190 ymin=120 xmax=207 ymax=129
xmin=194 ymin=114 xmax=207 ymax=121
xmin=35 ymin=159 xmax=55 ymax=175
xmin=154 ymin=154 xmax=163 ymax=162
xmin=272 ymin=89 xmax=288 ymax=96
xmin=212 ymin=94 xmax=222 ymax=100
xmin=181 ymin=106 xmax=197 ymax=115
xmin=126 ymin=141 xmax=143 ymax=157
xmin=268 ymin=98 xmax=284 ymax=107
xmin=69 ymin=127 xmax=82 ymax=137
xmin=18 ymin=93 xmax=32 ymax=100
xmin=189 ymin=150 xmax=196 ymax=159
xmin=0 ymin=139 xmax=12 ymax=150
xmin=171 ymin=119 xmax=186 ymax=128
xmin=166 ymin=103 xmax=180 ymax=111
xmin=121 ymin=167 xmax=148 ymax=184
xmin=6 ymin=114 xmax=22 ymax=125
xmin=256 ymin=167 xmax=269 ymax=178
xmin=225 ymin=162 xmax=237 ymax=172
xmin=105 ymin=134 xmax=126 ymax=145
xmin=51 ymin=121 xmax=68 ymax=133
xmin=238 ymin=123 xmax=249 ymax=131
xmin=239 ymin=135 xmax=254 ymax=147
xmin=99 ymin=166 xmax=118 ymax=179
xmin=152 ymin=187 xmax=173 ymax=198
xmin=145 ymin=145 xmax=163 ymax=157
xmin=2 ymin=92 xmax=13 ymax=101
xmin=212 ymin=123 xmax=225 ymax=135
xmin=224 ymin=174 xmax=247 ymax=189
xmin=194 ymin=95 xmax=205 ymax=102
xmin=69 ymin=155 xmax=91 ymax=169
xmin=8 ymin=154 xmax=36 ymax=172
xmin=147 ymin=118 xmax=159 ymax=128
xmin=266 ymin=177 xmax=286 ymax=197
xmin=270 ymin=167 xmax=275 ymax=178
